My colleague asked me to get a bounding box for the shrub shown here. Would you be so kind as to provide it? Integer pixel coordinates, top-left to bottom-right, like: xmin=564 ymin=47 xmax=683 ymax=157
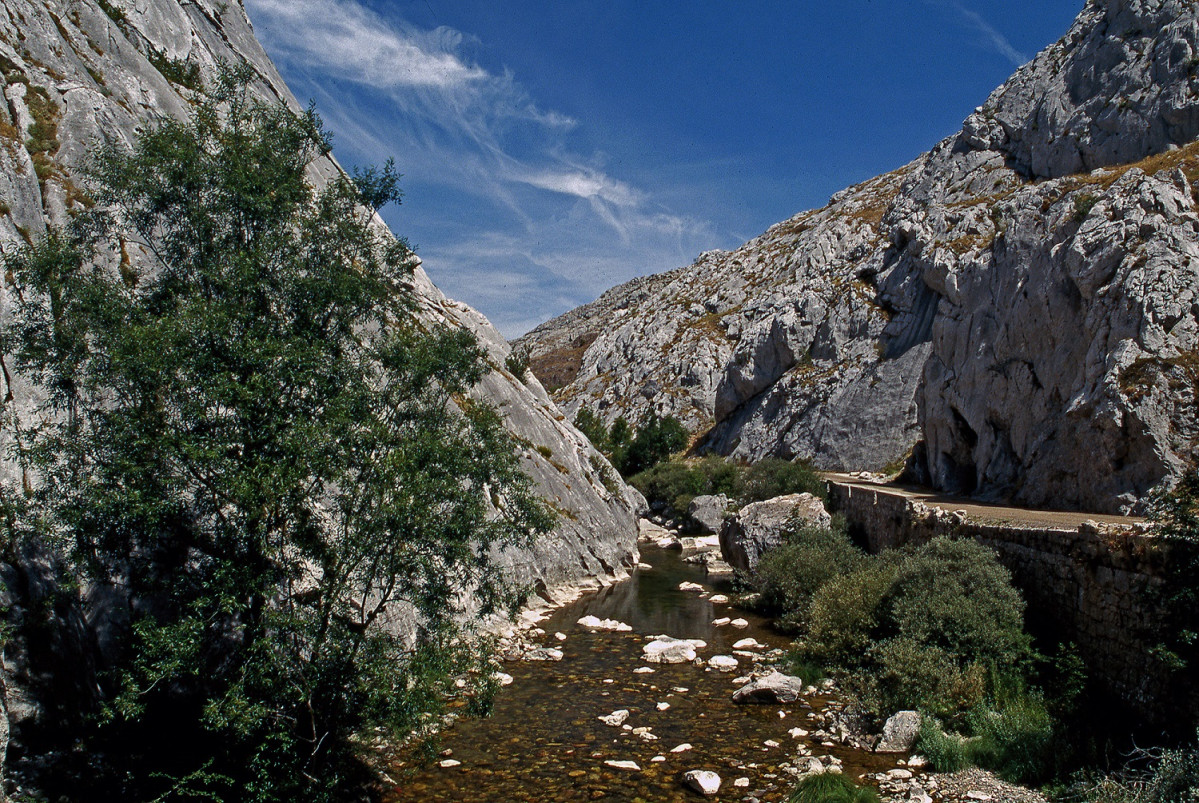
xmin=966 ymin=692 xmax=1055 ymax=784
xmin=883 ymin=538 xmax=1031 ymax=675
xmin=735 ymin=457 xmax=826 ymax=502
xmin=788 ymin=773 xmax=880 ymax=803
xmin=915 ymin=717 xmax=969 ymax=773
xmin=856 ymin=638 xmax=987 ymax=718
xmin=505 ymin=344 xmax=531 ymax=379
xmin=630 ymin=460 xmax=707 ymax=513
xmin=752 ymin=523 xmax=865 ymax=632
xmin=803 ymin=561 xmax=898 ymax=668
xmin=573 ymin=407 xmax=608 ymax=450
xmin=620 ymin=412 xmax=688 ymax=476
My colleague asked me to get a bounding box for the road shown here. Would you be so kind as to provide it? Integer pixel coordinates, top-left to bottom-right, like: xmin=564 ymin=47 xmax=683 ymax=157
xmin=821 ymin=473 xmax=1145 ymax=529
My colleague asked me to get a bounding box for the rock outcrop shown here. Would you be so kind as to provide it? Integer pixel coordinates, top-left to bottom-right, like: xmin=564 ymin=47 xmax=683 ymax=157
xmin=520 ymin=0 xmax=1199 ymax=514
xmin=719 ymin=493 xmax=832 ymax=573
xmin=0 ymin=0 xmax=641 ymax=780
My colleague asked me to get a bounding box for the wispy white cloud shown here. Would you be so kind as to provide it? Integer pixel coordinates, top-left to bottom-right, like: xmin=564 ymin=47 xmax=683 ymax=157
xmin=243 ymin=0 xmax=723 ymax=336
xmin=926 ymin=1 xmax=1027 ymax=67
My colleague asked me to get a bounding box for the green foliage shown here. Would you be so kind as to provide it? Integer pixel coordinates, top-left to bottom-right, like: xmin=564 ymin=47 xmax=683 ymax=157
xmin=629 ymin=454 xmax=738 ymax=515
xmin=1073 ymin=193 xmax=1099 ymax=223
xmin=769 ymin=536 xmax=1030 ymax=722
xmin=0 ymin=68 xmax=550 ymax=801
xmin=571 ymin=406 xmax=687 ymax=478
xmin=915 ymin=717 xmax=969 ymax=773
xmin=965 ymin=691 xmax=1055 ymax=784
xmin=620 ymin=412 xmax=688 ymax=476
xmin=97 ymin=0 xmax=127 ymax=25
xmin=734 ymin=457 xmax=827 ymax=502
xmin=752 ymin=521 xmax=864 ymax=632
xmin=1147 ymin=469 xmax=1199 ymax=677
xmin=147 ymin=49 xmax=202 ymax=90
xmin=573 ymin=407 xmax=608 ymax=451
xmin=788 ymin=773 xmax=880 ymax=803
xmin=505 ymin=344 xmax=531 ymax=379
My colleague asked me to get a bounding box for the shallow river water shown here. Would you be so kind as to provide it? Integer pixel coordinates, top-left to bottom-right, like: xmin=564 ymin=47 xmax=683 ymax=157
xmin=384 ymin=546 xmax=896 ymax=802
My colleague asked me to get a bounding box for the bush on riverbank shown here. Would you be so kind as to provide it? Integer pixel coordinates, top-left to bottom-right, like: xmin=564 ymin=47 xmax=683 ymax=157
xmin=779 ymin=536 xmax=1030 ymax=723
xmin=629 ymin=455 xmax=826 ymax=519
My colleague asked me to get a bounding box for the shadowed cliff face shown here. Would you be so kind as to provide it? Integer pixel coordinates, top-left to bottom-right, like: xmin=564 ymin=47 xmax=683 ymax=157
xmin=0 ymin=0 xmax=643 ymax=751
xmin=519 ymin=0 xmax=1199 ymax=514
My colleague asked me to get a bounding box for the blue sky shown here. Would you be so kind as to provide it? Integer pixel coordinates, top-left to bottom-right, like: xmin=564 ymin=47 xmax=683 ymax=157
xmin=243 ymin=1 xmax=1082 ymax=337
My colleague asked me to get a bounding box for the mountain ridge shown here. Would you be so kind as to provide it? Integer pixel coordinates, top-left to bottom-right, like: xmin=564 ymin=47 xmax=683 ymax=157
xmin=518 ymin=0 xmax=1199 ymax=514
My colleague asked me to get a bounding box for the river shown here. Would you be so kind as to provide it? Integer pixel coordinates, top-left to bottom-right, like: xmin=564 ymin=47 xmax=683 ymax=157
xmin=384 ymin=545 xmax=896 ymax=802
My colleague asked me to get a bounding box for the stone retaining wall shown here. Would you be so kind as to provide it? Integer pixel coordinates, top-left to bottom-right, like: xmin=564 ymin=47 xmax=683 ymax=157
xmin=826 ymin=481 xmax=1187 ymax=725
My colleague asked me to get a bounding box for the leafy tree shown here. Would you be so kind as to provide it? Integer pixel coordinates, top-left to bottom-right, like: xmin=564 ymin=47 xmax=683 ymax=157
xmin=0 ymin=68 xmax=551 ymax=801
xmin=621 ymin=412 xmax=688 ymax=476
xmin=572 ymin=407 xmax=608 ymax=451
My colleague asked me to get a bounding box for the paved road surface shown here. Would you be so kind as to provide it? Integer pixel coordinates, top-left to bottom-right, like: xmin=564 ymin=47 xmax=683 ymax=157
xmin=822 ymin=473 xmax=1144 ymax=529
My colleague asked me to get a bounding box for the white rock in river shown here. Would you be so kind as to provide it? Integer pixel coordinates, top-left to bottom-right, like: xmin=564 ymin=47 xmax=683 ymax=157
xmin=730 ymin=618 xmax=749 ymax=628
xmin=492 ymin=672 xmax=514 ymax=686
xmin=678 ymin=581 xmax=705 ymax=592
xmin=712 ymin=617 xmax=731 ymax=626
xmin=708 ymin=594 xmax=729 ymax=604
xmin=598 ymin=709 xmax=630 ymax=727
xmin=633 ymin=666 xmax=655 ymax=674
xmin=577 ymin=615 xmax=632 ymax=632
xmin=707 ymin=655 xmax=739 ymax=671
xmin=733 ymin=638 xmax=765 ymax=650
xmin=734 ymin=776 xmax=750 ymax=788
xmin=670 ymin=743 xmax=693 ymax=753
xmin=439 ymin=759 xmax=462 ymax=768
xmin=643 ymin=636 xmax=705 ymax=664
xmin=605 ymin=760 xmax=641 ymax=771
xmin=683 ymin=770 xmax=722 ymax=796
xmin=731 ymin=671 xmax=806 ymax=704
xmin=656 ymin=702 xmax=671 ymax=711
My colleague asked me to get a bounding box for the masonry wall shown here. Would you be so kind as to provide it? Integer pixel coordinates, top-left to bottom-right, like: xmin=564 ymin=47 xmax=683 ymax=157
xmin=826 ymin=481 xmax=1188 ymax=725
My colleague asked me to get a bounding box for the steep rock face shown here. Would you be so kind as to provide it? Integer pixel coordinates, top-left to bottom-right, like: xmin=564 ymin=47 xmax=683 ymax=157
xmin=521 ymin=0 xmax=1199 ymax=512
xmin=0 ymin=0 xmax=641 ymax=757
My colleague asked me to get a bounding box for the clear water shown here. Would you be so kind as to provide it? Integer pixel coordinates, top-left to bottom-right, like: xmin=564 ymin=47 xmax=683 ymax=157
xmin=383 ymin=546 xmax=895 ymax=802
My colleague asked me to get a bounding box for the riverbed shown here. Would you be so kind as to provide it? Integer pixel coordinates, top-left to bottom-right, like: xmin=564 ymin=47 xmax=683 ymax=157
xmin=383 ymin=545 xmax=897 ymax=802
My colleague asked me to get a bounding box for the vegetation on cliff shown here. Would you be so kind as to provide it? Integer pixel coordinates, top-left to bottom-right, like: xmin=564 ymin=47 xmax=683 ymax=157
xmin=0 ymin=69 xmax=551 ymax=801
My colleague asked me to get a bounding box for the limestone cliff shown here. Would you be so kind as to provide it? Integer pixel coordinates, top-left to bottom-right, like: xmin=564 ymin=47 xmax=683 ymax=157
xmin=0 ymin=0 xmax=642 ymax=769
xmin=519 ymin=0 xmax=1199 ymax=514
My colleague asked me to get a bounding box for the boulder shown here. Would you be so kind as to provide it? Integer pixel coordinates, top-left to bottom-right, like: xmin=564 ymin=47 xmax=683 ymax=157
xmin=720 ymin=493 xmax=831 ymax=572
xmin=876 ymin=710 xmax=921 ymax=753
xmin=731 ymin=671 xmax=805 ymax=704
xmin=686 ymin=495 xmax=730 ymax=534
xmin=642 ymin=636 xmax=705 ymax=664
xmin=682 ymin=769 xmax=722 ymax=795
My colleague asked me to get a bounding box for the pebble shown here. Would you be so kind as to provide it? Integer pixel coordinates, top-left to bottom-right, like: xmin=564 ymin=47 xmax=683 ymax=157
xmin=438 ymin=759 xmax=461 ymax=768
xmin=670 ymin=743 xmax=693 ymax=753
xmin=604 ymin=760 xmax=641 ymax=771
xmin=656 ymin=702 xmax=671 ymax=711
xmin=678 ymin=581 xmax=705 ymax=592
xmin=651 ymin=756 xmax=666 ymax=763
xmin=708 ymin=594 xmax=730 ymax=604
xmin=730 ymin=618 xmax=750 ymax=628
xmin=555 ymin=632 xmax=567 ymax=641
xmin=734 ymin=777 xmax=750 ymax=788
xmin=708 ymin=655 xmax=739 ymax=671
xmin=493 ymin=672 xmax=514 ymax=686
xmin=966 ymin=793 xmax=992 ymax=801
xmin=711 ymin=617 xmax=732 ymax=626
xmin=633 ymin=666 xmax=655 ymax=674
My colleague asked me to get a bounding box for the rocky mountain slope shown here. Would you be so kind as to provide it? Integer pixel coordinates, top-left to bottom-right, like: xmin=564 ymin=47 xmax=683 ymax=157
xmin=519 ymin=0 xmax=1199 ymax=514
xmin=0 ymin=0 xmax=642 ymax=769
